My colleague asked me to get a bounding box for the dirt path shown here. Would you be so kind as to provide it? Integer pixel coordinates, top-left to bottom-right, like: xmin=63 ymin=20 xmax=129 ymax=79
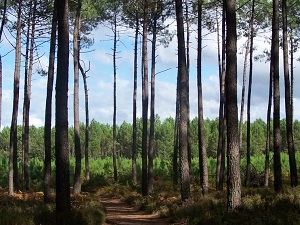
xmin=100 ymin=195 xmax=173 ymax=225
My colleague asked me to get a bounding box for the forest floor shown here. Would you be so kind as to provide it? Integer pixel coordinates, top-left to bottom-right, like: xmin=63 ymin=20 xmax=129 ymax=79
xmin=100 ymin=195 xmax=175 ymax=225
xmin=0 ymin=188 xmax=179 ymax=225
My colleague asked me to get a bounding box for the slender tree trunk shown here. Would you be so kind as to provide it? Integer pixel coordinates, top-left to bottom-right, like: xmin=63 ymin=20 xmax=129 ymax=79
xmin=79 ymin=62 xmax=90 ymax=182
xmin=9 ymin=0 xmax=22 ymax=195
xmin=246 ymin=0 xmax=255 ymax=188
xmin=112 ymin=5 xmax=118 ymax=182
xmin=175 ymin=0 xmax=190 ymax=202
xmin=23 ymin=0 xmax=37 ymax=191
xmin=197 ymin=0 xmax=208 ymax=195
xmin=272 ymin=0 xmax=282 ymax=193
xmin=55 ymin=0 xmax=71 ymax=222
xmin=264 ymin=57 xmax=272 ymax=187
xmin=216 ymin=2 xmax=226 ymax=191
xmin=282 ymin=0 xmax=298 ymax=187
xmin=0 ymin=0 xmax=7 ymax=129
xmin=73 ymin=0 xmax=82 ymax=194
xmin=44 ymin=1 xmax=57 ymax=203
xmin=290 ymin=34 xmax=294 ymax=128
xmin=173 ymin=74 xmax=180 ymax=188
xmin=148 ymin=0 xmax=157 ymax=194
xmin=185 ymin=0 xmax=192 ymax=175
xmin=225 ymin=0 xmax=241 ymax=210
xmin=132 ymin=3 xmax=139 ymax=186
xmin=240 ymin=33 xmax=250 ymax=186
xmin=141 ymin=0 xmax=149 ymax=196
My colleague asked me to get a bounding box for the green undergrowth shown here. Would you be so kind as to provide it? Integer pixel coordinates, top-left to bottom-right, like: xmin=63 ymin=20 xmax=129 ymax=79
xmin=0 ymin=190 xmax=105 ymax=225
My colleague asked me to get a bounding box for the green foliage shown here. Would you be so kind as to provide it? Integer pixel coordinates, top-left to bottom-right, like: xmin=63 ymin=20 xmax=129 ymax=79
xmin=0 ymin=196 xmax=105 ymax=225
xmin=168 ymin=187 xmax=300 ymax=225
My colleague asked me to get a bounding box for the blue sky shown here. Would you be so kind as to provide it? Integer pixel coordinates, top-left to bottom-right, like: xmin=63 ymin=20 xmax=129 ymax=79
xmin=1 ymin=18 xmax=300 ymax=128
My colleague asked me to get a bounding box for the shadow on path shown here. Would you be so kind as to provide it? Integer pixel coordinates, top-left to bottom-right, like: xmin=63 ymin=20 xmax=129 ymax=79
xmin=100 ymin=195 xmax=173 ymax=225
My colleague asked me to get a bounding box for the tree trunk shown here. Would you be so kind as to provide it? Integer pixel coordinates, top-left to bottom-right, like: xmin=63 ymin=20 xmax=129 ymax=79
xmin=240 ymin=33 xmax=250 ymax=186
xmin=290 ymin=35 xmax=294 ymax=129
xmin=184 ymin=0 xmax=192 ymax=175
xmin=55 ymin=0 xmax=71 ymax=222
xmin=175 ymin=0 xmax=190 ymax=202
xmin=246 ymin=0 xmax=255 ymax=188
xmin=271 ymin=0 xmax=282 ymax=193
xmin=282 ymin=0 xmax=298 ymax=187
xmin=0 ymin=0 xmax=7 ymax=129
xmin=197 ymin=0 xmax=208 ymax=195
xmin=9 ymin=0 xmax=22 ymax=195
xmin=148 ymin=0 xmax=157 ymax=194
xmin=73 ymin=0 xmax=82 ymax=194
xmin=44 ymin=1 xmax=57 ymax=203
xmin=173 ymin=73 xmax=180 ymax=188
xmin=141 ymin=0 xmax=149 ymax=196
xmin=79 ymin=62 xmax=90 ymax=182
xmin=112 ymin=5 xmax=118 ymax=182
xmin=225 ymin=0 xmax=241 ymax=210
xmin=216 ymin=2 xmax=226 ymax=191
xmin=132 ymin=2 xmax=139 ymax=186
xmin=23 ymin=0 xmax=37 ymax=191
xmin=264 ymin=57 xmax=272 ymax=187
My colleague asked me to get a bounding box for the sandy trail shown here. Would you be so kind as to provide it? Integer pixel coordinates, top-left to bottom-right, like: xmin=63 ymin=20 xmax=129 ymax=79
xmin=100 ymin=195 xmax=172 ymax=225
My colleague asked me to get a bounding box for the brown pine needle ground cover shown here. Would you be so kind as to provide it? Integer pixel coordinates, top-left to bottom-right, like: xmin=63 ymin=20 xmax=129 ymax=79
xmin=1 ymin=182 xmax=300 ymax=225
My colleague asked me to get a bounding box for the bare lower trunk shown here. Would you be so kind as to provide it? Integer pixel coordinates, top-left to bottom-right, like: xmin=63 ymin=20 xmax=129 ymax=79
xmin=282 ymin=0 xmax=298 ymax=187
xmin=132 ymin=3 xmax=139 ymax=186
xmin=225 ymin=0 xmax=241 ymax=210
xmin=141 ymin=0 xmax=149 ymax=196
xmin=79 ymin=62 xmax=90 ymax=182
xmin=197 ymin=0 xmax=208 ymax=195
xmin=112 ymin=7 xmax=118 ymax=182
xmin=44 ymin=1 xmax=57 ymax=203
xmin=9 ymin=1 xmax=22 ymax=195
xmin=73 ymin=0 xmax=82 ymax=194
xmin=148 ymin=0 xmax=157 ymax=194
xmin=55 ymin=0 xmax=71 ymax=222
xmin=216 ymin=2 xmax=226 ymax=191
xmin=272 ymin=0 xmax=282 ymax=193
xmin=175 ymin=0 xmax=190 ymax=202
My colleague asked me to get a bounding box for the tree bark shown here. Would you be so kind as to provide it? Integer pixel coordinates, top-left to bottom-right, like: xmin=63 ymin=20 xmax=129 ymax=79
xmin=148 ymin=0 xmax=157 ymax=194
xmin=175 ymin=0 xmax=190 ymax=202
xmin=225 ymin=0 xmax=241 ymax=210
xmin=132 ymin=2 xmax=139 ymax=186
xmin=240 ymin=34 xmax=250 ymax=186
xmin=73 ymin=0 xmax=82 ymax=194
xmin=264 ymin=57 xmax=272 ymax=187
xmin=23 ymin=0 xmax=37 ymax=191
xmin=197 ymin=0 xmax=208 ymax=195
xmin=271 ymin=0 xmax=282 ymax=193
xmin=282 ymin=0 xmax=298 ymax=187
xmin=246 ymin=0 xmax=255 ymax=188
xmin=55 ymin=0 xmax=71 ymax=222
xmin=216 ymin=2 xmax=226 ymax=191
xmin=141 ymin=0 xmax=149 ymax=196
xmin=173 ymin=73 xmax=180 ymax=188
xmin=79 ymin=62 xmax=90 ymax=182
xmin=44 ymin=1 xmax=57 ymax=203
xmin=112 ymin=4 xmax=118 ymax=182
xmin=9 ymin=0 xmax=22 ymax=195
xmin=0 ymin=0 xmax=7 ymax=129
xmin=184 ymin=0 xmax=192 ymax=175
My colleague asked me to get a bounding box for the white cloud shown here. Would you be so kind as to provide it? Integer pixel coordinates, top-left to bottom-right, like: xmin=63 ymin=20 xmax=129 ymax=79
xmin=2 ymin=22 xmax=300 ymax=130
